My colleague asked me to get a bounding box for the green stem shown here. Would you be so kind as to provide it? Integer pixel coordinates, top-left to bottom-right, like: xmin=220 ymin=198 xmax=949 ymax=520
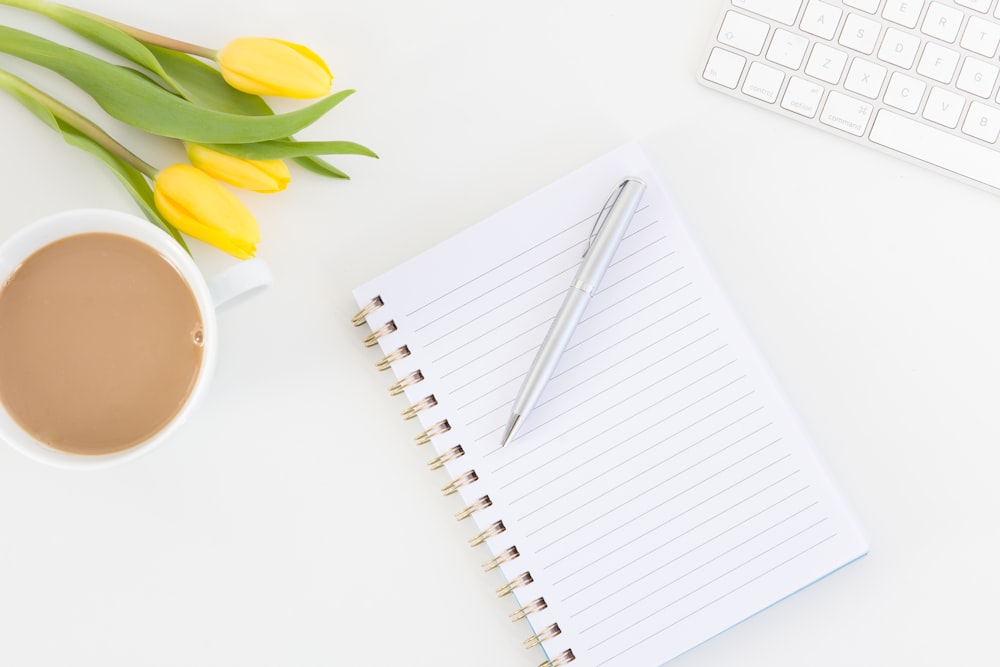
xmin=83 ymin=13 xmax=217 ymax=59
xmin=0 ymin=0 xmax=218 ymax=59
xmin=0 ymin=68 xmax=157 ymax=177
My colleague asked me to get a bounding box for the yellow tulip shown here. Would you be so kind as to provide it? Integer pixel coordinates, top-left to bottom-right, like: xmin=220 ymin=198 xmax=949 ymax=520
xmin=185 ymin=143 xmax=290 ymax=193
xmin=216 ymin=37 xmax=332 ymax=99
xmin=153 ymin=164 xmax=261 ymax=259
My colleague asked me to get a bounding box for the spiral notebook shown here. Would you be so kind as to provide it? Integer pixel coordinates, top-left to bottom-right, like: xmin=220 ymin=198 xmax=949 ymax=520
xmin=351 ymin=143 xmax=867 ymax=667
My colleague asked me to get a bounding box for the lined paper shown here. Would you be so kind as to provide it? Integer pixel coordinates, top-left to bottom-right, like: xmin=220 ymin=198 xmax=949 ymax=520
xmin=354 ymin=143 xmax=866 ymax=667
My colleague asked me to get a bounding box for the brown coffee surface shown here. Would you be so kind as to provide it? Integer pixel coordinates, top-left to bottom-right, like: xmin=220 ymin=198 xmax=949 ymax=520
xmin=0 ymin=233 xmax=204 ymax=455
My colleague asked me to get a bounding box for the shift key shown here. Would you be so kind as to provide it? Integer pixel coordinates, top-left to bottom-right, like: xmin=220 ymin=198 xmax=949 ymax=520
xmin=731 ymin=0 xmax=804 ymax=25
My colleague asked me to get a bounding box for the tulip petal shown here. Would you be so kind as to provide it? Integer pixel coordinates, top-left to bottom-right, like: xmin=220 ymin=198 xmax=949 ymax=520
xmin=154 ymin=164 xmax=260 ymax=259
xmin=186 ymin=143 xmax=290 ymax=193
xmin=218 ymin=37 xmax=333 ymax=99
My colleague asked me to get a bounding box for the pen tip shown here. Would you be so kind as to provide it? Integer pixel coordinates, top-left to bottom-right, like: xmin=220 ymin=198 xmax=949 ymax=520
xmin=500 ymin=414 xmax=523 ymax=448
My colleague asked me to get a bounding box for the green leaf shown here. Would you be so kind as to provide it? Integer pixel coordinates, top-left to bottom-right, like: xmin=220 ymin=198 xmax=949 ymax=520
xmin=62 ymin=123 xmax=191 ymax=252
xmin=0 ymin=68 xmax=189 ymax=250
xmin=292 ymin=156 xmax=350 ymax=179
xmin=203 ymin=139 xmax=378 ymax=160
xmin=7 ymin=2 xmax=274 ymax=115
xmin=0 ymin=25 xmax=353 ymax=143
xmin=143 ymin=45 xmax=275 ymax=116
xmin=42 ymin=3 xmax=168 ymax=77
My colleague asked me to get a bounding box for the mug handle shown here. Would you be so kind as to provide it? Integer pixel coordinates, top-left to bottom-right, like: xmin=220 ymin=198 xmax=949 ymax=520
xmin=206 ymin=258 xmax=273 ymax=311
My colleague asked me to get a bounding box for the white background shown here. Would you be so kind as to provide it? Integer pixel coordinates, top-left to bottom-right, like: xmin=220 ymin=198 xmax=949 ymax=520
xmin=0 ymin=1 xmax=997 ymax=666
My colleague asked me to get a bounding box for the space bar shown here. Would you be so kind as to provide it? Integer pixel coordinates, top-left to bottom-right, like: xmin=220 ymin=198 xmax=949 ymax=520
xmin=869 ymin=110 xmax=1000 ymax=190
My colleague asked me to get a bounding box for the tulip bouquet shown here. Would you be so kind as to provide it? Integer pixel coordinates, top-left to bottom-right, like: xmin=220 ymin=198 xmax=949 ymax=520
xmin=0 ymin=0 xmax=376 ymax=258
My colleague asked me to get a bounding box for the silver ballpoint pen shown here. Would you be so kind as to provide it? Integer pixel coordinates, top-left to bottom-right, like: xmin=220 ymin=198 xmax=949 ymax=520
xmin=500 ymin=176 xmax=646 ymax=447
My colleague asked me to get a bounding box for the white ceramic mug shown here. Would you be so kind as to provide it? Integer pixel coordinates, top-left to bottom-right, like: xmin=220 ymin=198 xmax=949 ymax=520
xmin=0 ymin=208 xmax=272 ymax=469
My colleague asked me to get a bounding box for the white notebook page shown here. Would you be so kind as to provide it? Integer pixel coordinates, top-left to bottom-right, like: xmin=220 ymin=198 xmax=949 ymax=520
xmin=353 ymin=143 xmax=867 ymax=667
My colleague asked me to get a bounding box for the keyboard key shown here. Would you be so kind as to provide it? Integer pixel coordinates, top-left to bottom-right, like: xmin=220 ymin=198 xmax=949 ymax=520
xmin=916 ymin=42 xmax=960 ymax=83
xmin=883 ymin=0 xmax=926 ymax=28
xmin=731 ymin=0 xmax=804 ymax=25
xmin=840 ymin=13 xmax=882 ymax=54
xmin=844 ymin=57 xmax=888 ymax=98
xmin=781 ymin=76 xmax=824 ymax=117
xmin=922 ymin=2 xmax=965 ymax=43
xmin=704 ymin=47 xmax=747 ymax=88
xmin=766 ymin=28 xmax=810 ymax=68
xmin=922 ymin=86 xmax=966 ymax=127
xmin=806 ymin=42 xmax=848 ymax=83
xmin=962 ymin=101 xmax=1000 ymax=142
xmin=955 ymin=0 xmax=991 ymax=11
xmin=956 ymin=57 xmax=1000 ymax=98
xmin=820 ymin=90 xmax=874 ymax=135
xmin=718 ymin=11 xmax=771 ymax=55
xmin=961 ymin=16 xmax=1000 ymax=57
xmin=800 ymin=0 xmax=843 ymax=39
xmin=843 ymin=0 xmax=880 ymax=13
xmin=878 ymin=27 xmax=921 ymax=68
xmin=870 ymin=110 xmax=1000 ymax=189
xmin=884 ymin=71 xmax=927 ymax=112
xmin=742 ymin=61 xmax=786 ymax=102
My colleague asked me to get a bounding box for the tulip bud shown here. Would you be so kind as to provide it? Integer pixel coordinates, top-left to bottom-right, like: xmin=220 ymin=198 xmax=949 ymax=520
xmin=217 ymin=37 xmax=332 ymax=99
xmin=153 ymin=164 xmax=261 ymax=259
xmin=185 ymin=143 xmax=290 ymax=193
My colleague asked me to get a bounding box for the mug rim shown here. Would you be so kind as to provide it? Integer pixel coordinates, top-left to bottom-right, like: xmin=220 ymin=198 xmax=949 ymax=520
xmin=0 ymin=208 xmax=219 ymax=470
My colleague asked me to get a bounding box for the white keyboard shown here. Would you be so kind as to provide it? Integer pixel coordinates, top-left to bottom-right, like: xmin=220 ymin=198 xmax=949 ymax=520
xmin=701 ymin=0 xmax=1000 ymax=194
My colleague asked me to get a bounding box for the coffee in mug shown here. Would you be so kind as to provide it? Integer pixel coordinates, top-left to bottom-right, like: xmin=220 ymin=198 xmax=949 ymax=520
xmin=0 ymin=232 xmax=205 ymax=455
xmin=0 ymin=208 xmax=271 ymax=469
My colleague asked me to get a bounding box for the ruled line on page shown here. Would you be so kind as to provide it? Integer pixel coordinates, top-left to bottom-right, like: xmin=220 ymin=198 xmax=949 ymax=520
xmin=504 ymin=392 xmax=762 ymax=514
xmin=433 ymin=255 xmax=677 ymax=382
xmin=566 ymin=493 xmax=817 ymax=616
xmin=411 ymin=216 xmax=658 ymax=334
xmin=528 ymin=435 xmax=784 ymax=556
xmin=523 ymin=424 xmax=780 ymax=546
xmin=478 ymin=349 xmax=741 ymax=445
xmin=490 ymin=367 xmax=749 ymax=470
xmin=422 ymin=265 xmax=576 ymax=347
xmin=583 ymin=518 xmax=832 ymax=643
xmin=466 ymin=328 xmax=721 ymax=427
xmin=536 ymin=453 xmax=793 ymax=556
xmin=403 ymin=203 xmax=652 ymax=319
xmin=404 ymin=214 xmax=591 ymax=319
xmin=509 ymin=408 xmax=769 ymax=513
xmin=429 ymin=239 xmax=673 ymax=364
xmin=590 ymin=533 xmax=838 ymax=664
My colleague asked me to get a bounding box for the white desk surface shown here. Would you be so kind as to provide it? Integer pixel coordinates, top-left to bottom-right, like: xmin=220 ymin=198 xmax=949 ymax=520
xmin=1 ymin=1 xmax=998 ymax=665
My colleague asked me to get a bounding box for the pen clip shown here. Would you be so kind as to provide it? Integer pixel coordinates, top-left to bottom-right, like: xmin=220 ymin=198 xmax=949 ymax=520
xmin=583 ymin=180 xmax=628 ymax=258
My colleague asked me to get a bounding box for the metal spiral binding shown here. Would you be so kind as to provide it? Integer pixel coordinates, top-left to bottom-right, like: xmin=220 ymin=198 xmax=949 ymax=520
xmin=455 ymin=495 xmax=492 ymax=521
xmin=415 ymin=419 xmax=450 ymax=445
xmin=362 ymin=320 xmax=397 ymax=347
xmin=539 ymin=649 xmax=575 ymax=666
xmin=482 ymin=546 xmax=519 ymax=572
xmin=496 ymin=572 xmax=533 ymax=598
xmin=468 ymin=520 xmax=505 ymax=547
xmin=388 ymin=370 xmax=423 ymax=396
xmin=352 ymin=304 xmax=574 ymax=665
xmin=351 ymin=296 xmax=383 ymax=327
xmin=441 ymin=470 xmax=478 ymax=496
xmin=375 ymin=345 xmax=410 ymax=371
xmin=427 ymin=445 xmax=464 ymax=470
xmin=509 ymin=597 xmax=547 ymax=622
xmin=401 ymin=395 xmax=437 ymax=420
xmin=524 ymin=624 xmax=562 ymax=650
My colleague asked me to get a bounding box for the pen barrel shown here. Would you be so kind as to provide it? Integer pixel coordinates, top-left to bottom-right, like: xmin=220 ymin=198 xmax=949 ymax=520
xmin=575 ymin=178 xmax=646 ymax=291
xmin=513 ymin=286 xmax=591 ymax=417
xmin=506 ymin=177 xmax=646 ymax=438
